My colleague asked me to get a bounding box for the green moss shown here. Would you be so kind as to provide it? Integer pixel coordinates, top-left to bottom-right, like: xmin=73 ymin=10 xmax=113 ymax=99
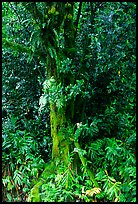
xmin=40 ymin=162 xmax=56 ymax=179
xmin=28 ymin=162 xmax=56 ymax=202
xmin=28 ymin=181 xmax=42 ymax=202
xmin=50 ymin=103 xmax=70 ymax=164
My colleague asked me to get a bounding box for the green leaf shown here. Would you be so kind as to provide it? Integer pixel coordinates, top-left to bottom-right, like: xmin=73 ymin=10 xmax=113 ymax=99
xmin=7 ymin=193 xmax=12 ymax=201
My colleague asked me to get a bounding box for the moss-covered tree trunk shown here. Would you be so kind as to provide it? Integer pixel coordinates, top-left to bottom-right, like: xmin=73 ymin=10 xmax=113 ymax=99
xmin=50 ymin=103 xmax=69 ymax=165
xmin=28 ymin=3 xmax=76 ymax=201
xmin=47 ymin=2 xmax=75 ymax=167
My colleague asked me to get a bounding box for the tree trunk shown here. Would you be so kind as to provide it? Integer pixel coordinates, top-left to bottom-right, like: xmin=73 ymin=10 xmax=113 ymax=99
xmin=28 ymin=2 xmax=99 ymax=201
xmin=50 ymin=103 xmax=69 ymax=165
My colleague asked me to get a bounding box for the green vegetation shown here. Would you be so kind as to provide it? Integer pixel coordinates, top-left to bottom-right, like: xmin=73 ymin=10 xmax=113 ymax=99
xmin=2 ymin=2 xmax=136 ymax=202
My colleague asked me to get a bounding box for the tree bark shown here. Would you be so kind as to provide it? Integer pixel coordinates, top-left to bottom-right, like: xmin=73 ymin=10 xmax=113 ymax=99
xmin=50 ymin=103 xmax=70 ymax=165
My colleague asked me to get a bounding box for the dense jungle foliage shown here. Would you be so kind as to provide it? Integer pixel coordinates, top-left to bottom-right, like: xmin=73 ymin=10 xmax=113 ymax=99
xmin=2 ymin=2 xmax=136 ymax=202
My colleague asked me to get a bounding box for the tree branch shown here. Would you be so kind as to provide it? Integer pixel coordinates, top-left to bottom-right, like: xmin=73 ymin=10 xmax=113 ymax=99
xmin=2 ymin=38 xmax=31 ymax=54
xmin=2 ymin=38 xmax=45 ymax=60
xmin=74 ymin=2 xmax=82 ymax=39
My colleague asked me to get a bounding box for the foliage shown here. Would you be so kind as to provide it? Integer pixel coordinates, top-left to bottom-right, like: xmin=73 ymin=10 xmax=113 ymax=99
xmin=2 ymin=116 xmax=47 ymax=201
xmin=34 ymin=134 xmax=136 ymax=202
xmin=2 ymin=1 xmax=136 ymax=202
xmin=88 ymin=136 xmax=136 ymax=202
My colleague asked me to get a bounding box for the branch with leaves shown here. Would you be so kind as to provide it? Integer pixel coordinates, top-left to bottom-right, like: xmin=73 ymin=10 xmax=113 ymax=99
xmin=2 ymin=38 xmax=31 ymax=54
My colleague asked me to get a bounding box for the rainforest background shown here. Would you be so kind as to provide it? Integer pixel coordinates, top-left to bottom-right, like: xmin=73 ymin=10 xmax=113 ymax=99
xmin=2 ymin=2 xmax=136 ymax=202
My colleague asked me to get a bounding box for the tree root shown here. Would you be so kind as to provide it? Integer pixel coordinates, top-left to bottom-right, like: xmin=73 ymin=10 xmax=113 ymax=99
xmin=28 ymin=141 xmax=99 ymax=202
xmin=28 ymin=161 xmax=56 ymax=202
xmin=74 ymin=141 xmax=99 ymax=187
